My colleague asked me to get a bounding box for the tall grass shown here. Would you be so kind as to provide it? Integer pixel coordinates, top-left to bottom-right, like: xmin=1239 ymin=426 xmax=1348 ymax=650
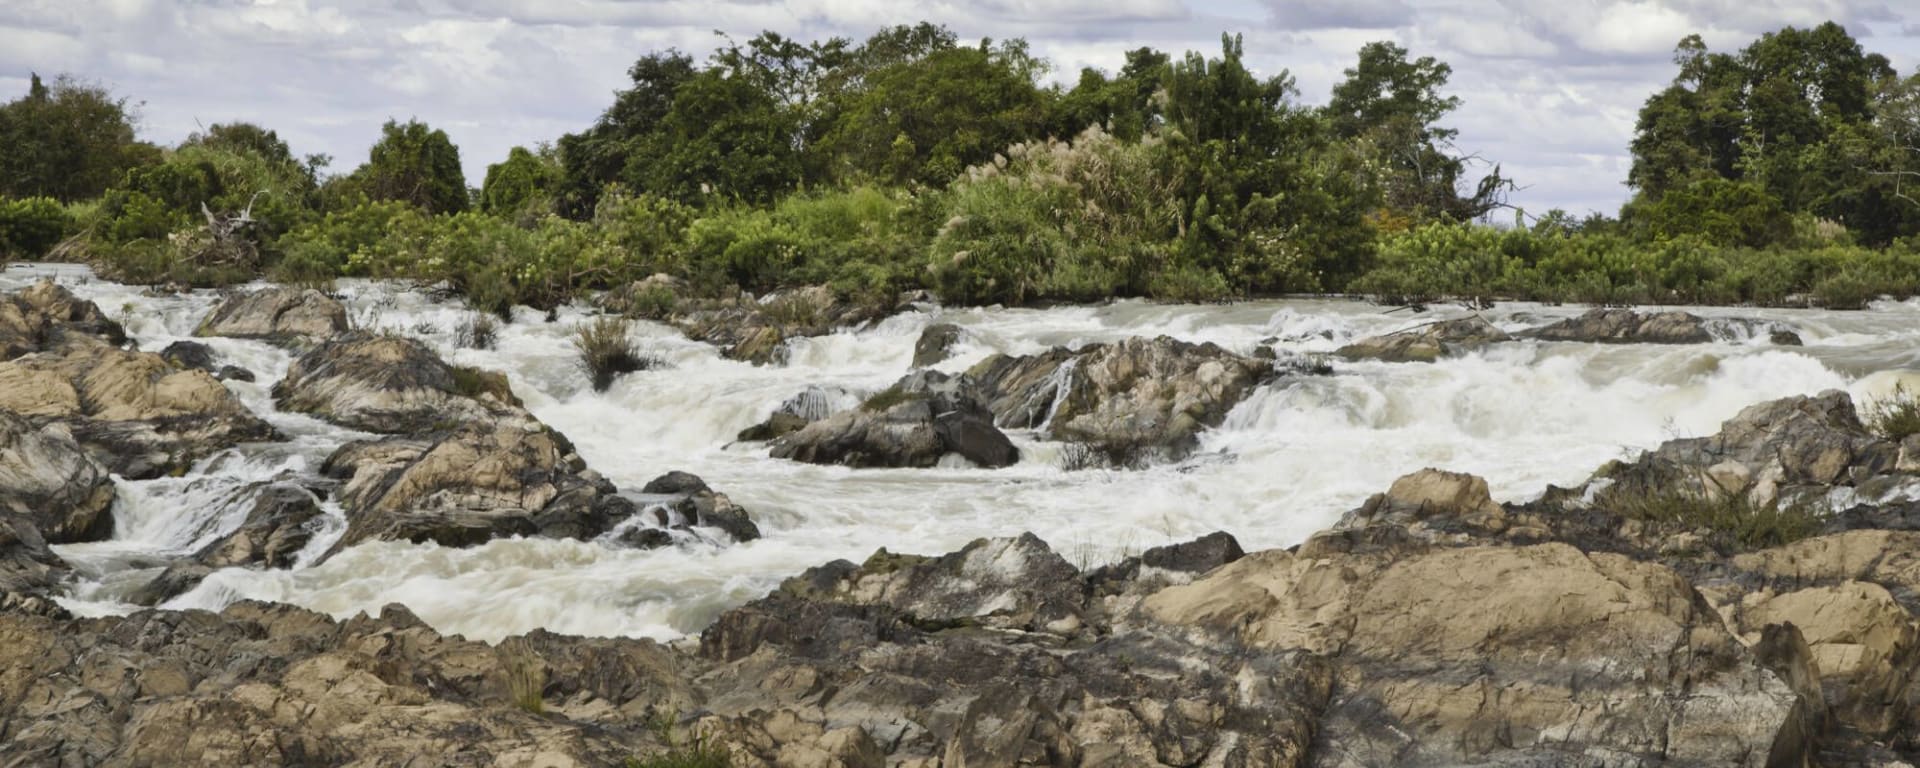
xmin=572 ymin=316 xmax=658 ymax=392
xmin=1603 ymin=485 xmax=1823 ymax=550
xmin=1865 ymin=384 xmax=1920 ymax=441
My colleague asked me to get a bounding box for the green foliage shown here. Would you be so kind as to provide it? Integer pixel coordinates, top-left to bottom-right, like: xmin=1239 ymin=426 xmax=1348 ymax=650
xmin=457 ymin=312 xmax=500 ymax=350
xmin=1603 ymin=485 xmax=1823 ymax=551
xmin=498 ymin=638 xmax=545 ymax=715
xmin=0 ymin=197 xmax=72 ymax=259
xmin=0 ymin=74 xmax=151 ymax=202
xmin=1866 ymin=384 xmax=1920 ymax=441
xmin=480 ymin=145 xmax=560 ymax=219
xmin=1626 ymin=178 xmax=1791 ymax=247
xmin=350 ymin=119 xmax=469 ymax=214
xmin=572 ymin=316 xmax=654 ymax=392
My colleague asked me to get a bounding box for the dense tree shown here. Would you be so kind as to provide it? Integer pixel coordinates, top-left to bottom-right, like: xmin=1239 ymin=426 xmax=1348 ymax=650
xmin=631 ymin=69 xmax=802 ymax=203
xmin=350 ymin=119 xmax=469 ymax=214
xmin=555 ymin=52 xmax=699 ymax=217
xmin=1326 ymin=41 xmax=1507 ymax=222
xmin=1626 ymin=22 xmax=1909 ymax=243
xmin=480 ymin=145 xmax=561 ymax=218
xmin=814 ymin=37 xmax=1052 ymax=186
xmin=0 ymin=74 xmax=151 ymax=201
xmin=1053 ymin=47 xmax=1169 ymax=141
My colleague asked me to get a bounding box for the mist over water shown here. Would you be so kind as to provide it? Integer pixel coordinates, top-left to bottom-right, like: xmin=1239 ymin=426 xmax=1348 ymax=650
xmin=12 ymin=262 xmax=1920 ymax=643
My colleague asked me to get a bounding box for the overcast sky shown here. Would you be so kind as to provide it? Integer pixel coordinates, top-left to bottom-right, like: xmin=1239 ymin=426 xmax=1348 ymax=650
xmin=3 ymin=0 xmax=1917 ymax=216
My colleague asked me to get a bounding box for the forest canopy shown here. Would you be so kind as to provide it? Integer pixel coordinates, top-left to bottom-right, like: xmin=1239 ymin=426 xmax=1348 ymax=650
xmin=4 ymin=21 xmax=1919 ymax=311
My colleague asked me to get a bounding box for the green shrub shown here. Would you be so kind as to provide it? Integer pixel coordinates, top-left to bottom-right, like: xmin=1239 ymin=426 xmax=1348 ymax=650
xmin=1866 ymin=384 xmax=1920 ymax=442
xmin=1813 ymin=271 xmax=1874 ymax=310
xmin=1603 ymin=485 xmax=1822 ymax=551
xmin=572 ymin=316 xmax=656 ymax=392
xmin=456 ymin=312 xmax=499 ymax=350
xmin=0 ymin=197 xmax=71 ymax=258
xmin=498 ymin=638 xmax=545 ymax=715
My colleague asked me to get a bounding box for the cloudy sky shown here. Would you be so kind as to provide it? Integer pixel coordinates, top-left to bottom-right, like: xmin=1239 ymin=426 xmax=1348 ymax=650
xmin=3 ymin=0 xmax=1917 ymax=215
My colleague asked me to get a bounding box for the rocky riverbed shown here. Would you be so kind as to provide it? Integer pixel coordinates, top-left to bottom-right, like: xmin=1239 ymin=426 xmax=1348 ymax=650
xmin=6 ymin=265 xmax=1920 ymax=765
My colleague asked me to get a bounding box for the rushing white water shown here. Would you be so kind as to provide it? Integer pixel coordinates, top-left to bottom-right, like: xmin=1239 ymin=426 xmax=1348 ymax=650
xmin=10 ymin=262 xmax=1920 ymax=643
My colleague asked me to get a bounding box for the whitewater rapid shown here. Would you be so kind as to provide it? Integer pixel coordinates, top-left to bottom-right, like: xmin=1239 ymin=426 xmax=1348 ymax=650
xmin=11 ymin=262 xmax=1920 ymax=642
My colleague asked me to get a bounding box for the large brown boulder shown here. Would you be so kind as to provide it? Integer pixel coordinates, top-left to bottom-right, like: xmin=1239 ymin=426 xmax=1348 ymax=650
xmin=317 ymin=422 xmax=638 ymax=559
xmin=1521 ymin=308 xmax=1794 ymax=345
xmin=603 ymin=283 xmax=910 ymax=366
xmin=1335 ymin=315 xmax=1510 ymax=363
xmin=0 ymin=346 xmax=278 ymax=478
xmin=273 ymin=333 xmax=530 ymax=434
xmin=195 ymin=285 xmax=348 ymax=343
xmin=968 ymin=335 xmax=1271 ymax=461
xmin=0 ymin=279 xmax=126 ymax=360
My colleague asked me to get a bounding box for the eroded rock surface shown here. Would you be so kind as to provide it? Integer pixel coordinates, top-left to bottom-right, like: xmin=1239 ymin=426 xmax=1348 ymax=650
xmin=968 ymin=335 xmax=1272 ymax=461
xmin=603 ymin=282 xmax=911 ymax=366
xmin=273 ymin=333 xmax=529 ymax=433
xmin=195 ymin=285 xmax=349 ymax=343
xmin=1335 ymin=315 xmax=1509 ymax=363
xmin=770 ymin=370 xmax=1017 ymax=468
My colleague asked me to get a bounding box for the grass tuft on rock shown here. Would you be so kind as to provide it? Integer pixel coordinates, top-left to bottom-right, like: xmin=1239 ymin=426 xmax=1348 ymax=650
xmin=499 ymin=638 xmax=546 ymax=715
xmin=573 ymin=316 xmax=658 ymax=392
xmin=629 ymin=714 xmax=732 ymax=768
xmin=457 ymin=312 xmax=499 ymax=350
xmin=1865 ymin=384 xmax=1920 ymax=441
xmin=1603 ymin=485 xmax=1823 ymax=551
xmin=859 ymin=385 xmax=924 ymax=412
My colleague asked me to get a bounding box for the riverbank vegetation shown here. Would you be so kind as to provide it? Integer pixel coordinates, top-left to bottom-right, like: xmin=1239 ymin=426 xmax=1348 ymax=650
xmin=4 ymin=21 xmax=1920 ymax=312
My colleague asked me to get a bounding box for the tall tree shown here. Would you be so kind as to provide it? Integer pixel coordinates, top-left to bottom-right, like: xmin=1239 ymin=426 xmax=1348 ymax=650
xmin=555 ymin=51 xmax=697 ymax=217
xmin=1326 ymin=42 xmax=1506 ymax=222
xmin=0 ymin=74 xmax=149 ymax=201
xmin=352 ymin=119 xmax=468 ymax=214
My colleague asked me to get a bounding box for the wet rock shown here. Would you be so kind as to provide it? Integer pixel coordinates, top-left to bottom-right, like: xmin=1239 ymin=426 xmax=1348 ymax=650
xmin=603 ymin=284 xmax=908 ymax=366
xmin=969 ymin=335 xmax=1271 ymax=461
xmin=1335 ymin=315 xmax=1510 ymax=363
xmin=0 ymin=410 xmax=117 ymax=543
xmin=273 ymin=333 xmax=531 ymax=434
xmin=1772 ymin=329 xmax=1806 ymax=346
xmin=159 ymin=341 xmax=215 ymax=371
xmin=631 ymin=471 xmax=761 ymax=545
xmin=0 ymin=516 xmax=70 ymax=616
xmin=196 ymin=484 xmax=324 ymax=570
xmin=0 ymin=279 xmax=125 ymax=360
xmin=318 ymin=422 xmax=633 ymax=558
xmin=1524 ymin=307 xmax=1717 ymax=344
xmin=736 ymin=385 xmax=859 ymax=442
xmin=1596 ymin=390 xmax=1894 ymax=506
xmin=162 ymin=341 xmax=256 ymax=382
xmin=770 ymin=370 xmax=1017 ymax=469
xmin=195 ymin=285 xmax=348 ymax=343
xmin=912 ymin=323 xmax=964 ymax=368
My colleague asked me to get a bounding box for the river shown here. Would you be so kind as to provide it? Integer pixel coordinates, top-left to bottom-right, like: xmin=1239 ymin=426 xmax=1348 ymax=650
xmin=9 ymin=262 xmax=1918 ymax=642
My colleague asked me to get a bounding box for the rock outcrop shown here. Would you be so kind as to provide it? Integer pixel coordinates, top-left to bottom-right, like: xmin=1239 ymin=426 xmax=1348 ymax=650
xmin=912 ymin=322 xmax=965 ymax=368
xmin=0 ymin=282 xmax=278 ymax=480
xmin=618 ymin=471 xmax=763 ymax=548
xmin=603 ymin=283 xmax=911 ymax=366
xmin=0 ymin=410 xmax=117 ymax=543
xmin=1335 ymin=315 xmax=1509 ymax=363
xmin=770 ymin=370 xmax=1018 ymax=468
xmin=273 ymin=333 xmax=529 ymax=434
xmin=318 ymin=422 xmax=635 ymax=558
xmin=968 ymin=335 xmax=1271 ymax=461
xmin=1522 ymin=307 xmax=1799 ymax=345
xmin=735 ymin=385 xmax=859 ymax=443
xmin=195 ymin=285 xmax=349 ymax=343
xmin=129 ymin=483 xmax=326 ymax=605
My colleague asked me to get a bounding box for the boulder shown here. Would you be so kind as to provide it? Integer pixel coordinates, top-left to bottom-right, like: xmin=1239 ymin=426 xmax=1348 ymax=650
xmin=1335 ymin=315 xmax=1510 ymax=363
xmin=1596 ymin=391 xmax=1895 ymax=507
xmin=0 ymin=516 xmax=70 ymax=616
xmin=625 ymin=471 xmax=761 ymax=545
xmin=911 ymin=323 xmax=965 ymax=368
xmin=1145 ymin=542 xmax=1810 ymax=766
xmin=161 ymin=341 xmax=255 ymax=383
xmin=273 ymin=333 xmax=531 ymax=434
xmin=1524 ymin=308 xmax=1720 ymax=344
xmin=0 ymin=410 xmax=117 ymax=543
xmin=968 ymin=335 xmax=1272 ymax=460
xmin=0 ymin=345 xmax=278 ymax=478
xmin=770 ymin=370 xmax=1018 ymax=469
xmin=195 ymin=285 xmax=348 ymax=343
xmin=602 ymin=284 xmax=909 ymax=366
xmin=0 ymin=279 xmax=125 ymax=360
xmin=736 ymin=385 xmax=859 ymax=442
xmin=318 ymin=422 xmax=633 ymax=558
